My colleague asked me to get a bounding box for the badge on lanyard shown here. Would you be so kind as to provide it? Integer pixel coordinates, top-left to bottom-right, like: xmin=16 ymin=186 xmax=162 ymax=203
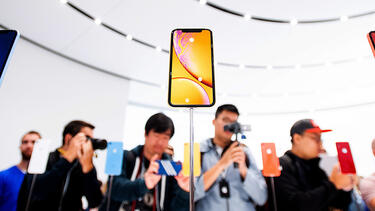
xmin=219 ymin=178 xmax=230 ymax=198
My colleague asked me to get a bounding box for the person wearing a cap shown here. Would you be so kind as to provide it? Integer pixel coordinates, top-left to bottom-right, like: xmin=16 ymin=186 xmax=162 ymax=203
xmin=272 ymin=119 xmax=354 ymax=211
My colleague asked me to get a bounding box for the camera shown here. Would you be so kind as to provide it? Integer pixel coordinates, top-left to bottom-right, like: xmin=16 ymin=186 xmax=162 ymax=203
xmin=224 ymin=122 xmax=251 ymax=134
xmin=86 ymin=137 xmax=107 ymax=150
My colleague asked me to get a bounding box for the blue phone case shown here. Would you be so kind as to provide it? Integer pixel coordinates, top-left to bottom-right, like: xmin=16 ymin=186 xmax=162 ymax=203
xmin=157 ymin=160 xmax=182 ymax=176
xmin=105 ymin=142 xmax=124 ymax=175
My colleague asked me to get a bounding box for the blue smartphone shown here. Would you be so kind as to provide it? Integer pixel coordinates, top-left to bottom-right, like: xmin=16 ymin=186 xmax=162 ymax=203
xmin=105 ymin=142 xmax=124 ymax=175
xmin=157 ymin=160 xmax=182 ymax=176
xmin=0 ymin=30 xmax=20 ymax=87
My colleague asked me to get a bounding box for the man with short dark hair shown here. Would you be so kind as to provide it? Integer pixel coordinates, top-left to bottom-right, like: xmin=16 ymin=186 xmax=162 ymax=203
xmin=195 ymin=104 xmax=267 ymax=211
xmin=17 ymin=120 xmax=103 ymax=211
xmin=0 ymin=131 xmax=41 ymax=211
xmin=104 ymin=112 xmax=189 ymax=211
xmin=273 ymin=119 xmax=354 ymax=211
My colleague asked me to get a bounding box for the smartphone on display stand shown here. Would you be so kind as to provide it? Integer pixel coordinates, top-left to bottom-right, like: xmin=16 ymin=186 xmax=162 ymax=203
xmin=168 ymin=28 xmax=215 ymax=107
xmin=261 ymin=143 xmax=281 ymax=177
xmin=0 ymin=30 xmax=20 ymax=87
xmin=367 ymin=31 xmax=375 ymax=58
xmin=105 ymin=142 xmax=124 ymax=175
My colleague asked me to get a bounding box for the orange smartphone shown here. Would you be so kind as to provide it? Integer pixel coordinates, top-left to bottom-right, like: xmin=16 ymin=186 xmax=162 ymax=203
xmin=367 ymin=31 xmax=375 ymax=58
xmin=261 ymin=143 xmax=281 ymax=177
xmin=336 ymin=142 xmax=356 ymax=174
xmin=168 ymin=29 xmax=215 ymax=107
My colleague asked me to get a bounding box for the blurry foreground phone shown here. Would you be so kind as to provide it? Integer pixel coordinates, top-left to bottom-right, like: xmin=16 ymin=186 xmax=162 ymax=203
xmin=0 ymin=30 xmax=19 ymax=87
xmin=28 ymin=139 xmax=51 ymax=174
xmin=183 ymin=142 xmax=201 ymax=176
xmin=367 ymin=31 xmax=375 ymax=58
xmin=336 ymin=142 xmax=356 ymax=174
xmin=168 ymin=29 xmax=215 ymax=107
xmin=157 ymin=160 xmax=182 ymax=176
xmin=105 ymin=142 xmax=124 ymax=175
xmin=261 ymin=143 xmax=281 ymax=177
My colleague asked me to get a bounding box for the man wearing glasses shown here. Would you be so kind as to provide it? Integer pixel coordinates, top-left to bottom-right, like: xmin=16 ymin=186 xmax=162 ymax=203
xmin=273 ymin=119 xmax=355 ymax=211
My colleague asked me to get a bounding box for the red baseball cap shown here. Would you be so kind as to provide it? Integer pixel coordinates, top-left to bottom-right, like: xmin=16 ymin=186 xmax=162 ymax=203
xmin=290 ymin=119 xmax=332 ymax=136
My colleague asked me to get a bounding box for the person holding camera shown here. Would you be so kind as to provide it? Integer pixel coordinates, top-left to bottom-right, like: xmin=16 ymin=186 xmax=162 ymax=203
xmin=102 ymin=113 xmax=189 ymax=211
xmin=17 ymin=120 xmax=103 ymax=211
xmin=194 ymin=104 xmax=267 ymax=211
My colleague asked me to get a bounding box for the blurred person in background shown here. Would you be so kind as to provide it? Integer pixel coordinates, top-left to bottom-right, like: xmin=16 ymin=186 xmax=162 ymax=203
xmin=273 ymin=119 xmax=355 ymax=211
xmin=0 ymin=131 xmax=41 ymax=211
xmin=17 ymin=120 xmax=103 ymax=211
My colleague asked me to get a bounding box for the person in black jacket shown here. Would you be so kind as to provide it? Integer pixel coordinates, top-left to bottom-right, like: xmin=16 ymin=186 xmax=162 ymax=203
xmin=17 ymin=120 xmax=103 ymax=211
xmin=272 ymin=119 xmax=355 ymax=211
xmin=101 ymin=113 xmax=189 ymax=211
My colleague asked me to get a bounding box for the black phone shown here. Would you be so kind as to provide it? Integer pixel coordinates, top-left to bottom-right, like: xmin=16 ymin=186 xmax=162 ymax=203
xmin=0 ymin=30 xmax=20 ymax=87
xmin=168 ymin=28 xmax=215 ymax=107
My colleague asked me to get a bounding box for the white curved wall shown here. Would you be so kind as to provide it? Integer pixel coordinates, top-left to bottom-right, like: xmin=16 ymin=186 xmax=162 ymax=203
xmin=0 ymin=38 xmax=129 ymax=181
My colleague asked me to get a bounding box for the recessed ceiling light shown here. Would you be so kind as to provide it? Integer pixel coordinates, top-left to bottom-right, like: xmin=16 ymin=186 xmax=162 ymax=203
xmin=94 ymin=18 xmax=102 ymax=25
xmin=340 ymin=15 xmax=349 ymax=22
xmin=290 ymin=19 xmax=298 ymax=25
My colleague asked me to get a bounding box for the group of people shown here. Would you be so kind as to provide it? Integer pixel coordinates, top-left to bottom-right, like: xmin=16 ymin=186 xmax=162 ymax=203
xmin=0 ymin=104 xmax=374 ymax=211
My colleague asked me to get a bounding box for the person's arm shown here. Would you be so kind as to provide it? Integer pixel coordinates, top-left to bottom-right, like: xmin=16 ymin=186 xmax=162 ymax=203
xmin=359 ymin=176 xmax=375 ymax=211
xmin=202 ymin=142 xmax=238 ymax=191
xmin=240 ymin=149 xmax=268 ymax=206
xmin=78 ymin=140 xmax=103 ymax=208
xmin=369 ymin=198 xmax=375 ymax=211
xmin=194 ymin=142 xmax=240 ymax=202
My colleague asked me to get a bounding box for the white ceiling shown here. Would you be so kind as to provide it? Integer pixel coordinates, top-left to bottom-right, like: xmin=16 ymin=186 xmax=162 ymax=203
xmin=1 ymin=0 xmax=375 ymax=114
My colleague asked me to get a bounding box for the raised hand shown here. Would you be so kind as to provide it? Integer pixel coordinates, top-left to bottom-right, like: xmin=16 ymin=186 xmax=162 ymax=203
xmin=144 ymin=154 xmax=162 ymax=190
xmin=63 ymin=132 xmax=86 ymax=162
xmin=78 ymin=139 xmax=94 ymax=173
xmin=329 ymin=164 xmax=355 ymax=191
xmin=175 ymin=172 xmax=190 ymax=192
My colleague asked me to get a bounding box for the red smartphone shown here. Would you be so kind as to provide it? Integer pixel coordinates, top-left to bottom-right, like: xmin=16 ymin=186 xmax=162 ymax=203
xmin=168 ymin=29 xmax=215 ymax=107
xmin=261 ymin=143 xmax=281 ymax=177
xmin=367 ymin=31 xmax=375 ymax=58
xmin=336 ymin=142 xmax=356 ymax=174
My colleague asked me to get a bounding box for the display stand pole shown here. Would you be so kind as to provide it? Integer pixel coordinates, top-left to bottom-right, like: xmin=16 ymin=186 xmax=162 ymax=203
xmin=106 ymin=175 xmax=114 ymax=211
xmin=189 ymin=108 xmax=195 ymax=211
xmin=25 ymin=174 xmax=37 ymax=211
xmin=270 ymin=177 xmax=277 ymax=211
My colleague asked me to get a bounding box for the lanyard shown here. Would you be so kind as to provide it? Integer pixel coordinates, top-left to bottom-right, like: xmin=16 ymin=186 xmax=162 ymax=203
xmin=211 ymin=139 xmax=228 ymax=178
